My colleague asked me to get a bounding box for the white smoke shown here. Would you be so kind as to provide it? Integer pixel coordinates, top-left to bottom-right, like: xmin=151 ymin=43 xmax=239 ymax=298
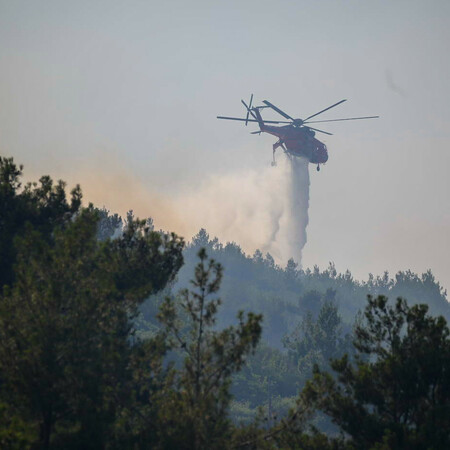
xmin=170 ymin=154 xmax=311 ymax=267
xmin=170 ymin=157 xmax=291 ymax=262
xmin=70 ymin=152 xmax=311 ymax=267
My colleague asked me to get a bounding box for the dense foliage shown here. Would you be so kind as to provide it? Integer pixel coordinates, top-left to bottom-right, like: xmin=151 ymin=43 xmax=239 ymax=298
xmin=301 ymin=296 xmax=450 ymax=448
xmin=1 ymin=157 xmax=449 ymax=449
xmin=141 ymin=229 xmax=449 ymax=422
xmin=0 ymin=157 xmax=185 ymax=448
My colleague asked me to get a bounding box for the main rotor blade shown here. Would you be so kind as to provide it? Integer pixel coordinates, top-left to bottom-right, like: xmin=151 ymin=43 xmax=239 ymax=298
xmin=262 ymin=100 xmax=294 ymax=121
xmin=304 ymin=126 xmax=333 ymax=136
xmin=303 ymin=99 xmax=347 ymax=121
xmin=304 ymin=115 xmax=380 ymax=124
xmin=217 ymin=116 xmax=290 ymax=124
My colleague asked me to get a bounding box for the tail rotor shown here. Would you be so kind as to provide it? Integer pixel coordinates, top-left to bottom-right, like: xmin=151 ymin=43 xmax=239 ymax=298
xmin=241 ymin=94 xmax=254 ymax=126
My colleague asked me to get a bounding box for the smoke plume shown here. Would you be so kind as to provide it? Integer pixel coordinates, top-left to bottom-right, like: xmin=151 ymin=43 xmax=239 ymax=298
xmin=54 ymin=152 xmax=311 ymax=267
xmin=172 ymin=155 xmax=310 ymax=267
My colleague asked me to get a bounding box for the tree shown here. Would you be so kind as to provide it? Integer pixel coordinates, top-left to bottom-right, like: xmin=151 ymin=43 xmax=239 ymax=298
xmin=157 ymin=249 xmax=263 ymax=449
xmin=191 ymin=228 xmax=211 ymax=248
xmin=302 ymin=295 xmax=450 ymax=449
xmin=285 ymin=258 xmax=299 ymax=281
xmin=283 ymin=298 xmax=353 ymax=387
xmin=0 ymin=161 xmax=184 ymax=448
xmin=299 ymin=290 xmax=323 ymax=316
xmin=96 ymin=207 xmax=122 ymax=241
xmin=0 ymin=156 xmax=82 ymax=289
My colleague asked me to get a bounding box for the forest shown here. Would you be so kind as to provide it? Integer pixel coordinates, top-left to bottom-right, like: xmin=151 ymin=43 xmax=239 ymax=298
xmin=1 ymin=156 xmax=449 ymax=449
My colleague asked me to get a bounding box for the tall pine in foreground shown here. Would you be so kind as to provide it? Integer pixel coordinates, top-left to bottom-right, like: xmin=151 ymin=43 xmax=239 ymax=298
xmin=156 ymin=249 xmax=263 ymax=449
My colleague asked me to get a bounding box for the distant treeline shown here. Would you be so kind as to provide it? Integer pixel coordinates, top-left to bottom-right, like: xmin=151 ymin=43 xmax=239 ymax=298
xmin=175 ymin=228 xmax=449 ymax=331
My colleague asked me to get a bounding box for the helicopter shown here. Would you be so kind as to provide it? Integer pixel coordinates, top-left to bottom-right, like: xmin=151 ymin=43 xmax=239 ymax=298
xmin=217 ymin=95 xmax=379 ymax=171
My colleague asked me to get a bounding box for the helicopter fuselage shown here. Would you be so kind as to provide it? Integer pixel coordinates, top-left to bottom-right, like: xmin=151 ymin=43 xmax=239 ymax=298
xmin=254 ymin=110 xmax=328 ymax=165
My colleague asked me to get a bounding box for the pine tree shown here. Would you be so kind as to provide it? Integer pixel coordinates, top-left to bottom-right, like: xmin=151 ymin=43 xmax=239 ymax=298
xmin=157 ymin=249 xmax=262 ymax=449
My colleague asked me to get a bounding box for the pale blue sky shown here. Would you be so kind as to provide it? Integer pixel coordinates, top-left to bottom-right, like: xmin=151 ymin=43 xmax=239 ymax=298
xmin=1 ymin=0 xmax=449 ymax=290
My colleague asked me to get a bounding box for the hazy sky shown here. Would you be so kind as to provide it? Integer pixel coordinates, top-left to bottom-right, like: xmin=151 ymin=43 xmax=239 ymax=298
xmin=1 ymin=0 xmax=449 ymax=291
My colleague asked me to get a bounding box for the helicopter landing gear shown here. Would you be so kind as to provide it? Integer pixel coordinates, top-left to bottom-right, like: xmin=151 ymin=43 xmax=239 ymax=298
xmin=272 ymin=140 xmax=286 ymax=167
xmin=316 ymin=164 xmax=320 ymax=172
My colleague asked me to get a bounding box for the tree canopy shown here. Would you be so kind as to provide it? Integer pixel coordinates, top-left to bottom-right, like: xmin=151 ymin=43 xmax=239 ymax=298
xmin=1 ymin=157 xmax=449 ymax=449
xmin=0 ymin=158 xmax=184 ymax=448
xmin=301 ymin=295 xmax=450 ymax=449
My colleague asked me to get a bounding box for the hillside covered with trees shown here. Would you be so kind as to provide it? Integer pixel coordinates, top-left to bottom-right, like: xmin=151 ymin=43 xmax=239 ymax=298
xmin=1 ymin=156 xmax=449 ymax=449
xmin=138 ymin=227 xmax=449 ymax=424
